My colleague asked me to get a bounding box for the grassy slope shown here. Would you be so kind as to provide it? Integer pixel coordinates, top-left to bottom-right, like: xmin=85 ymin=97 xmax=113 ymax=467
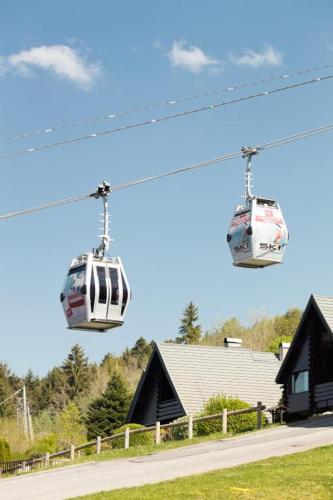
xmin=71 ymin=444 xmax=333 ymax=500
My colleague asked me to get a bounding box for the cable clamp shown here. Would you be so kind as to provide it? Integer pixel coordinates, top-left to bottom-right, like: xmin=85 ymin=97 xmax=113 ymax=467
xmin=241 ymin=146 xmax=259 ymax=159
xmin=93 ymin=181 xmax=111 ymax=199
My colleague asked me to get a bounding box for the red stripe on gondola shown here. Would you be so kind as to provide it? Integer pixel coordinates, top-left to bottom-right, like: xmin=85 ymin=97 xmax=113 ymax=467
xmin=68 ymin=294 xmax=85 ymax=308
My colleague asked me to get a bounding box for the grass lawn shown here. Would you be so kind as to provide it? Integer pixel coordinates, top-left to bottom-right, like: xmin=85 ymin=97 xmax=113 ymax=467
xmin=71 ymin=444 xmax=333 ymax=499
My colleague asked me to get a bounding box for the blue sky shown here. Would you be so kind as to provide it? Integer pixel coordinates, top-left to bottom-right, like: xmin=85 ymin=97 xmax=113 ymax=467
xmin=1 ymin=1 xmax=333 ymax=375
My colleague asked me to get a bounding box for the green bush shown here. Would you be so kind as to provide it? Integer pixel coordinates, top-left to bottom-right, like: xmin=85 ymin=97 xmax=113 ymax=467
xmin=0 ymin=438 xmax=11 ymax=461
xmin=111 ymin=423 xmax=153 ymax=449
xmin=196 ymin=394 xmax=262 ymax=436
xmin=169 ymin=417 xmax=198 ymax=441
xmin=27 ymin=434 xmax=57 ymax=458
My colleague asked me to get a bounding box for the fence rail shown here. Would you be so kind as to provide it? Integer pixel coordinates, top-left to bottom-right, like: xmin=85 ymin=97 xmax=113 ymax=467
xmin=0 ymin=402 xmax=285 ymax=477
xmin=0 ymin=457 xmax=44 ymax=477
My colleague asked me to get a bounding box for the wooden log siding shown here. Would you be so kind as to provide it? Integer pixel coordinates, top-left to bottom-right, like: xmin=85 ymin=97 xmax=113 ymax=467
xmin=156 ymin=398 xmax=182 ymax=421
xmin=314 ymin=382 xmax=333 ymax=409
xmin=286 ymin=392 xmax=310 ymax=413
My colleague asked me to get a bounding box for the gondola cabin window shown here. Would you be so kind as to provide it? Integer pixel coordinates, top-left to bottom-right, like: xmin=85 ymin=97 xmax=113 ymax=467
xmin=97 ymin=266 xmax=107 ymax=304
xmin=291 ymin=370 xmax=309 ymax=394
xmin=109 ymin=268 xmax=119 ymax=305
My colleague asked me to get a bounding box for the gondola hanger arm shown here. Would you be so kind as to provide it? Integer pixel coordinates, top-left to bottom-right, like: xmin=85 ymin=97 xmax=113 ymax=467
xmin=93 ymin=181 xmax=112 ymax=258
xmin=241 ymin=147 xmax=259 ymax=204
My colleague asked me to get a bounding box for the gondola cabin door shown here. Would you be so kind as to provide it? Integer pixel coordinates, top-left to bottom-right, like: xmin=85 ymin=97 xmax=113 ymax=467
xmin=93 ymin=262 xmax=123 ymax=327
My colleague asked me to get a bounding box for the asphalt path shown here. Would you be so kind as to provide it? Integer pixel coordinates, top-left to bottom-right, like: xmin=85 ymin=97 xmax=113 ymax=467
xmin=1 ymin=414 xmax=333 ymax=499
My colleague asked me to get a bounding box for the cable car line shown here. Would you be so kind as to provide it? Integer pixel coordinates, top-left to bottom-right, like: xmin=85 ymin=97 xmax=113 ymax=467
xmin=1 ymin=62 xmax=332 ymax=145
xmin=1 ymin=120 xmax=333 ymax=222
xmin=108 ymin=122 xmax=333 ymax=192
xmin=0 ymin=192 xmax=95 ymax=221
xmin=1 ymin=73 xmax=333 ymax=160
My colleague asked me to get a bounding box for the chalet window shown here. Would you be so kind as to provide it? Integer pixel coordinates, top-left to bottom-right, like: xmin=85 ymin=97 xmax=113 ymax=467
xmin=291 ymin=370 xmax=309 ymax=394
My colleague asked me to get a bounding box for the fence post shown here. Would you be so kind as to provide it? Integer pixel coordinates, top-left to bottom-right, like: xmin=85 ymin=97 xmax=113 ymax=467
xmin=96 ymin=436 xmax=101 ymax=454
xmin=70 ymin=444 xmax=75 ymax=461
xmin=188 ymin=415 xmax=193 ymax=440
xmin=124 ymin=427 xmax=130 ymax=449
xmin=222 ymin=408 xmax=228 ymax=435
xmin=257 ymin=401 xmax=262 ymax=429
xmin=155 ymin=421 xmax=161 ymax=445
xmin=44 ymin=452 xmax=50 ymax=467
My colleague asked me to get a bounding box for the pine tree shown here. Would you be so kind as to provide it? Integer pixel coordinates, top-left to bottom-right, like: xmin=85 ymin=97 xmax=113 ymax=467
xmin=24 ymin=369 xmax=43 ymax=414
xmin=85 ymin=371 xmax=131 ymax=439
xmin=43 ymin=367 xmax=69 ymax=414
xmin=176 ymin=302 xmax=202 ymax=344
xmin=62 ymin=344 xmax=91 ymax=401
xmin=130 ymin=337 xmax=153 ymax=368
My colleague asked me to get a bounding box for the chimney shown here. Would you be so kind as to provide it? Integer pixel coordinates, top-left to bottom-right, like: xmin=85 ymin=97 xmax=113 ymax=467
xmin=279 ymin=342 xmax=290 ymax=361
xmin=224 ymin=337 xmax=242 ymax=348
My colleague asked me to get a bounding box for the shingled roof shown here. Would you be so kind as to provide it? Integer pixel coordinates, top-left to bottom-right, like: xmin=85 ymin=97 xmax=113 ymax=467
xmin=127 ymin=342 xmax=282 ymax=425
xmin=312 ymin=295 xmax=333 ymax=332
xmin=157 ymin=343 xmax=282 ymax=414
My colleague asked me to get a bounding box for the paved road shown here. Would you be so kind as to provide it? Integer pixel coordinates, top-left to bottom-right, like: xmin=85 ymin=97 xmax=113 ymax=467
xmin=2 ymin=415 xmax=333 ymax=499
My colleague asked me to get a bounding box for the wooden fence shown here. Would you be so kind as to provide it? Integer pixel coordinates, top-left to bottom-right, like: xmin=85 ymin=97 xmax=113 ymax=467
xmin=0 ymin=403 xmax=285 ymax=476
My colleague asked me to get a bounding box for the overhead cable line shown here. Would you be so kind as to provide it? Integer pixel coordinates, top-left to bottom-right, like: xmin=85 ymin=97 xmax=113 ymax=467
xmin=1 ymin=121 xmax=333 ymax=222
xmin=1 ymin=63 xmax=332 ymax=145
xmin=1 ymin=73 xmax=333 ymax=160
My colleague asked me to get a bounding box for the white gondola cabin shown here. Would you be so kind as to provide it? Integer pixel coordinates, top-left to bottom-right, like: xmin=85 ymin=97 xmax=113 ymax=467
xmin=60 ymin=181 xmax=131 ymax=331
xmin=227 ymin=148 xmax=288 ymax=269
xmin=227 ymin=197 xmax=288 ymax=268
xmin=60 ymin=252 xmax=130 ymax=331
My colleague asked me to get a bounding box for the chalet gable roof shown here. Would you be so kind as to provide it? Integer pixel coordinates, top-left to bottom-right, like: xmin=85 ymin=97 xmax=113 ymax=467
xmin=276 ymin=295 xmax=333 ymax=384
xmin=151 ymin=343 xmax=281 ymax=415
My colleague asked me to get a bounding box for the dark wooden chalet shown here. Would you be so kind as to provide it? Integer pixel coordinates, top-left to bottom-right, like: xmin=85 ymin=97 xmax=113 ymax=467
xmin=276 ymin=295 xmax=333 ymax=415
xmin=127 ymin=341 xmax=282 ymax=426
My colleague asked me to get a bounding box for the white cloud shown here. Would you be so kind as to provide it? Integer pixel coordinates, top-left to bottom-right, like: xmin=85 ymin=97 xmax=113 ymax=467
xmin=230 ymin=45 xmax=283 ymax=68
xmin=167 ymin=40 xmax=219 ymax=74
xmin=3 ymin=45 xmax=101 ymax=89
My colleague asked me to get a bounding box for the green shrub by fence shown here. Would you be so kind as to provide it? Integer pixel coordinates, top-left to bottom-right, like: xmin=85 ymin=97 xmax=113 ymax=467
xmin=196 ymin=395 xmax=264 ymax=436
xmin=111 ymin=424 xmax=153 ymax=448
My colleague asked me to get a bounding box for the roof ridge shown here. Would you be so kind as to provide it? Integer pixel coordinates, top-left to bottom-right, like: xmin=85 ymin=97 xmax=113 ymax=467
xmin=157 ymin=342 xmax=278 ymax=357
